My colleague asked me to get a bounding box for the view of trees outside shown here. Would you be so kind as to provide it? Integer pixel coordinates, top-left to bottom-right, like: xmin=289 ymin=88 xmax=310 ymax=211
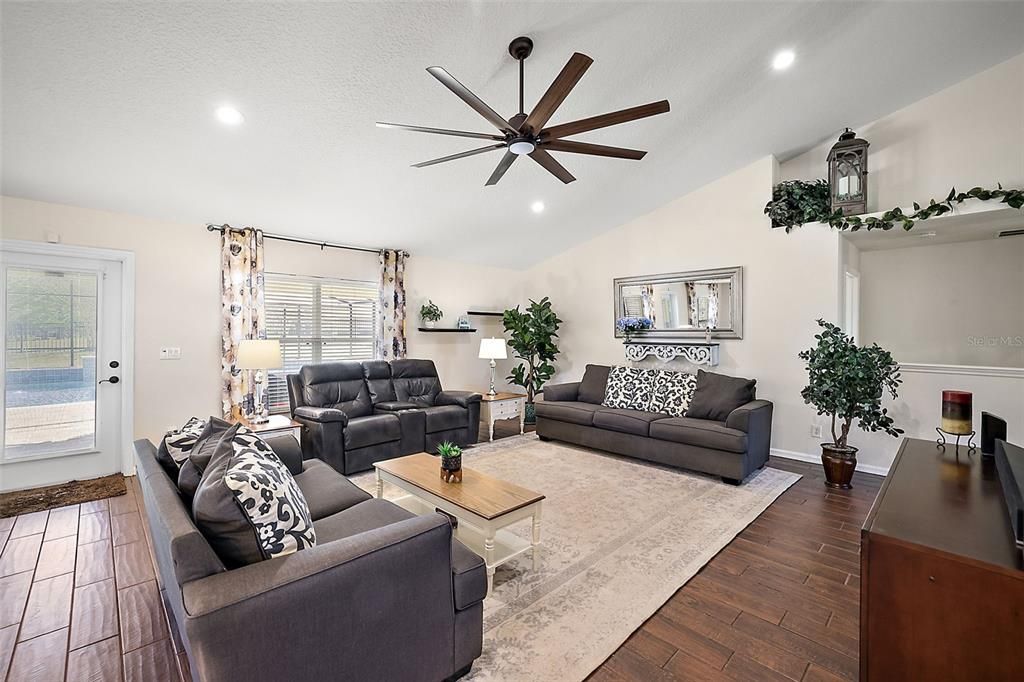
xmin=5 ymin=268 xmax=98 ymax=370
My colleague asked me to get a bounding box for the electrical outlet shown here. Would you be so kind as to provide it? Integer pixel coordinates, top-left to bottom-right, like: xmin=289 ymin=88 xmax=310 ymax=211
xmin=159 ymin=347 xmax=182 ymax=360
xmin=811 ymin=424 xmax=823 ymax=438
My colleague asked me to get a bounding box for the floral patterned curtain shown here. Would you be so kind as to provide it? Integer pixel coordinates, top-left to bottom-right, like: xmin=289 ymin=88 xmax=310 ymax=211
xmin=686 ymin=282 xmax=698 ymax=327
xmin=376 ymin=249 xmax=407 ymax=360
xmin=221 ymin=227 xmax=265 ymax=419
xmin=707 ymin=283 xmax=720 ymax=329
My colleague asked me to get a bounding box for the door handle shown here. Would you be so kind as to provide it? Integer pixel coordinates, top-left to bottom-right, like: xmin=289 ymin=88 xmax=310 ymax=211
xmin=98 ymin=376 xmax=120 ymax=385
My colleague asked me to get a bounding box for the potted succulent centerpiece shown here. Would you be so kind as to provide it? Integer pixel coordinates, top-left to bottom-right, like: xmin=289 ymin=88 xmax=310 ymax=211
xmin=616 ymin=316 xmax=653 ymax=342
xmin=437 ymin=441 xmax=463 ymax=483
xmin=503 ymin=297 xmax=562 ymax=425
xmin=420 ymin=300 xmax=443 ymax=329
xmin=799 ymin=319 xmax=903 ymax=489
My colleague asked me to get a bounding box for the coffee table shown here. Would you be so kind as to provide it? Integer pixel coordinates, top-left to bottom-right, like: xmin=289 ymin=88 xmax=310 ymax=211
xmin=374 ymin=453 xmax=545 ymax=596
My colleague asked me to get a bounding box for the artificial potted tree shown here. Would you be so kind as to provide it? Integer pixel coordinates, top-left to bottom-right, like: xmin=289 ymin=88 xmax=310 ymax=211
xmin=503 ymin=297 xmax=562 ymax=424
xmin=799 ymin=319 xmax=903 ymax=489
xmin=420 ymin=300 xmax=443 ymax=329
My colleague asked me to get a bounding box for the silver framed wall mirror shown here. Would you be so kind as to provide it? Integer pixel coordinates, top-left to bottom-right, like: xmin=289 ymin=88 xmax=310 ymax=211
xmin=613 ymin=266 xmax=743 ymax=340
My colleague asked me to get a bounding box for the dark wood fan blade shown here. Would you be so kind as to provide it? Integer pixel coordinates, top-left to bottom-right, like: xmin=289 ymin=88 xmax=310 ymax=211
xmin=485 ymin=151 xmax=518 ymax=186
xmin=541 ymin=139 xmax=646 ymax=160
xmin=426 ymin=66 xmax=514 ymax=133
xmin=540 ymin=100 xmax=670 ymax=140
xmin=376 ymin=122 xmax=504 ymax=141
xmin=529 ymin=147 xmax=576 ymax=184
xmin=521 ymin=52 xmax=593 ymax=134
xmin=412 ymin=144 xmax=505 ymax=168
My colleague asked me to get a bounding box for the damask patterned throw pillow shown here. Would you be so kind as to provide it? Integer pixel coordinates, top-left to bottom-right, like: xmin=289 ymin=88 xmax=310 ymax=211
xmin=602 ymin=366 xmax=659 ymax=412
xmin=155 ymin=416 xmax=206 ymax=479
xmin=192 ymin=425 xmax=316 ymax=567
xmin=648 ymin=371 xmax=698 ymax=418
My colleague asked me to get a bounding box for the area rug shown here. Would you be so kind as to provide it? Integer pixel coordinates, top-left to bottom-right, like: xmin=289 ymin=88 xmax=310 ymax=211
xmin=352 ymin=434 xmax=800 ymax=681
xmin=0 ymin=473 xmax=126 ymax=517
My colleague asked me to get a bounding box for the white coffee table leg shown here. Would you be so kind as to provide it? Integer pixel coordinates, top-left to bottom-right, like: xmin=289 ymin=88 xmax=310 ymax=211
xmin=484 ymin=532 xmax=496 ymax=596
xmin=375 ymin=470 xmax=384 ymax=499
xmin=519 ymin=402 xmax=525 ymax=435
xmin=532 ymin=506 xmax=542 ymax=570
xmin=489 ymin=417 xmax=495 ymax=442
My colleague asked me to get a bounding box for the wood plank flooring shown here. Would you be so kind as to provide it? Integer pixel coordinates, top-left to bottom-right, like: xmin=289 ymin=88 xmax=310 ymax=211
xmin=0 ymin=422 xmax=881 ymax=681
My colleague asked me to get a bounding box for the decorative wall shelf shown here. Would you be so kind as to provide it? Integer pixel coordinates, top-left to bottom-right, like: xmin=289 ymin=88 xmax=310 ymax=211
xmin=624 ymin=341 xmax=719 ymax=366
xmin=417 ymin=328 xmax=477 ymax=333
xmin=466 ymin=311 xmax=504 ymax=317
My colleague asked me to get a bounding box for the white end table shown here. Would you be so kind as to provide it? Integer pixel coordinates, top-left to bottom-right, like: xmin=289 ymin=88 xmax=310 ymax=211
xmin=480 ymin=392 xmax=526 ymax=442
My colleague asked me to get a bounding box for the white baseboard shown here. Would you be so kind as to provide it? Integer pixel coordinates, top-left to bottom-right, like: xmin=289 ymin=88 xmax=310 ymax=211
xmin=770 ymin=447 xmax=890 ymax=477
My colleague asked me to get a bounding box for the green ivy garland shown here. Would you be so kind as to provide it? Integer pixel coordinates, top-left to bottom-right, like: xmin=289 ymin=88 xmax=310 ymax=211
xmin=765 ymin=181 xmax=1024 ymax=233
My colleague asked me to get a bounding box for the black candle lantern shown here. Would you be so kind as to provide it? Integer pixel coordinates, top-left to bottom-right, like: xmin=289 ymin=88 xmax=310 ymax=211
xmin=827 ymin=128 xmax=869 ymax=216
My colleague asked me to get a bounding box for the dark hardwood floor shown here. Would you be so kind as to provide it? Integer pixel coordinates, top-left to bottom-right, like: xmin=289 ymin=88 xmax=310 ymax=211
xmin=0 ymin=421 xmax=882 ymax=681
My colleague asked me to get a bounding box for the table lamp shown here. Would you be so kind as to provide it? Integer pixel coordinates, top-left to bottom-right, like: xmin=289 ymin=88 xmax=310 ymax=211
xmin=236 ymin=339 xmax=283 ymax=423
xmin=478 ymin=338 xmax=507 ymax=396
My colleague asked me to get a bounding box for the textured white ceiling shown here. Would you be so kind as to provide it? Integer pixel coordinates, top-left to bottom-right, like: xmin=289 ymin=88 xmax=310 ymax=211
xmin=2 ymin=2 xmax=1022 ymax=268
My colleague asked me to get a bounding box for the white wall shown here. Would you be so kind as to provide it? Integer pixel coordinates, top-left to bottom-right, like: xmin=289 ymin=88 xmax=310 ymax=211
xmin=859 ymin=238 xmax=1024 ymax=367
xmin=520 ymin=157 xmax=850 ymax=464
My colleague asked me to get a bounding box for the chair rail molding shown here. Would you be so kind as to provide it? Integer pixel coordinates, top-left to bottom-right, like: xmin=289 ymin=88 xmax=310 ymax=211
xmin=624 ymin=341 xmax=719 ymax=366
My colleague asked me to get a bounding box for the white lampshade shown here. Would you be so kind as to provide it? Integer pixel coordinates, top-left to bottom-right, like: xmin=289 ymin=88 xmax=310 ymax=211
xmin=236 ymin=339 xmax=283 ymax=370
xmin=478 ymin=337 xmax=507 ymax=360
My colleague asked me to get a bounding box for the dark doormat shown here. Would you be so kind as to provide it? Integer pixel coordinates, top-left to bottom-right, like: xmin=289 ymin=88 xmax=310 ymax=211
xmin=0 ymin=474 xmax=127 ymax=517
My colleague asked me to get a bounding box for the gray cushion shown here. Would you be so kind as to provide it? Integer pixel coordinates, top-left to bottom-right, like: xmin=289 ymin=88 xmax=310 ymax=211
xmin=578 ymin=364 xmax=611 ymax=404
xmin=685 ymin=370 xmax=757 ymax=422
xmin=176 ymin=417 xmax=233 ymax=504
xmin=534 ymin=401 xmax=603 ymax=426
xmin=293 ymin=459 xmax=372 ymax=521
xmin=344 ymin=414 xmax=402 ymax=450
xmin=316 ymin=500 xmax=486 ymax=610
xmin=422 ymin=405 xmax=467 ymax=433
xmin=649 ymin=417 xmax=749 ymax=453
xmin=592 ymin=408 xmax=670 ymax=436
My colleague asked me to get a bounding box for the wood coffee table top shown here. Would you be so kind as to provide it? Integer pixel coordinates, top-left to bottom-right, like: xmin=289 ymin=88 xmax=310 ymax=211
xmin=374 ymin=453 xmax=544 ymax=520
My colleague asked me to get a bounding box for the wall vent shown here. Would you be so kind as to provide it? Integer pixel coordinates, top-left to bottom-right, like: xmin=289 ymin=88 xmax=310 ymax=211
xmin=996 ymin=228 xmax=1024 ymax=238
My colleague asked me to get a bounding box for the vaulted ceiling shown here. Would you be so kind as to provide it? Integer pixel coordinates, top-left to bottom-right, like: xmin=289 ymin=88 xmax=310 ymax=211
xmin=2 ymin=2 xmax=1022 ymax=267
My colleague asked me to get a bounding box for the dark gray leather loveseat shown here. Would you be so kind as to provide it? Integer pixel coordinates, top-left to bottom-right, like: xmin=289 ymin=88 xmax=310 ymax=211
xmin=536 ymin=365 xmax=773 ymax=484
xmin=287 ymin=359 xmax=482 ymax=474
xmin=135 ymin=434 xmax=485 ymax=682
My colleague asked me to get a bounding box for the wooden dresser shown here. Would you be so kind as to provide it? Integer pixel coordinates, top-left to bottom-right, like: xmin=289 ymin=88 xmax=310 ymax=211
xmin=861 ymin=438 xmax=1024 ymax=680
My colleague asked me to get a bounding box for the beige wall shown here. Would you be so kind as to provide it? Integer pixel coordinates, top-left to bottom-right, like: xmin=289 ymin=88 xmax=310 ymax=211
xmin=781 ymin=52 xmax=1024 ymax=210
xmin=860 ymin=238 xmax=1024 ymax=367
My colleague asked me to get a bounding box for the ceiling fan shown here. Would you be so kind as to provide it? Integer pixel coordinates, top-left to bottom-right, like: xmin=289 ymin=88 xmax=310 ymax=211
xmin=376 ymin=36 xmax=670 ymax=186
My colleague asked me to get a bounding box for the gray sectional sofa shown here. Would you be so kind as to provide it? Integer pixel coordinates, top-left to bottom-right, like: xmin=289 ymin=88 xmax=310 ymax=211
xmin=536 ymin=365 xmax=773 ymax=484
xmin=135 ymin=433 xmax=485 ymax=682
xmin=287 ymin=359 xmax=482 ymax=475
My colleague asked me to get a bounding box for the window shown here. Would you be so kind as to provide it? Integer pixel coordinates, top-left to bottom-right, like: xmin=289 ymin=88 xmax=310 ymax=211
xmin=264 ymin=273 xmax=378 ymax=414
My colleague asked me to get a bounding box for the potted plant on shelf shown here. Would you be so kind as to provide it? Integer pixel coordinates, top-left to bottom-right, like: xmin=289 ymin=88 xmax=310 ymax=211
xmin=420 ymin=300 xmax=443 ymax=329
xmin=799 ymin=319 xmax=903 ymax=489
xmin=437 ymin=441 xmax=463 ymax=483
xmin=503 ymin=297 xmax=562 ymax=425
xmin=616 ymin=316 xmax=653 ymax=342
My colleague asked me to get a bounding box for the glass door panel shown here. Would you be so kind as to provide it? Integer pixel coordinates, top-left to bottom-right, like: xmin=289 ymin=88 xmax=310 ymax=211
xmin=4 ymin=267 xmax=99 ymax=458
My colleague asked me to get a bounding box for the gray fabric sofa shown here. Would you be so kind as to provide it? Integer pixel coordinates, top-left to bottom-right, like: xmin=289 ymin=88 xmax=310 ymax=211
xmin=287 ymin=359 xmax=482 ymax=474
xmin=536 ymin=365 xmax=773 ymax=484
xmin=135 ymin=434 xmax=485 ymax=682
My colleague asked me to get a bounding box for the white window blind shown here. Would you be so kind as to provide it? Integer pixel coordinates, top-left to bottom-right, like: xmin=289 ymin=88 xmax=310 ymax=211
xmin=264 ymin=272 xmax=379 ymax=414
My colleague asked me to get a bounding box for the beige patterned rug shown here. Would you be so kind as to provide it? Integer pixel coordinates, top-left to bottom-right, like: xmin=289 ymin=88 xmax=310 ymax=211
xmin=352 ymin=434 xmax=799 ymax=682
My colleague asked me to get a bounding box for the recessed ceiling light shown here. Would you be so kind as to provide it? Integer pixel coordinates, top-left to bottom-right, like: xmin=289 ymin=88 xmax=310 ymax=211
xmin=531 ymin=201 xmax=545 ymax=214
xmin=772 ymin=49 xmax=796 ymax=71
xmin=215 ymin=106 xmax=245 ymax=126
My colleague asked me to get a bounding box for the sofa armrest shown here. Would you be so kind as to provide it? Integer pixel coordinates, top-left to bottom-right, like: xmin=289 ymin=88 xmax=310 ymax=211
xmin=436 ymin=391 xmax=482 ymax=409
xmin=541 ymin=382 xmax=580 ymax=402
xmin=725 ymin=400 xmax=773 ymax=433
xmin=181 ymin=513 xmax=459 ymax=680
xmin=293 ymin=405 xmax=348 ymax=425
xmin=374 ymin=401 xmax=421 ymax=412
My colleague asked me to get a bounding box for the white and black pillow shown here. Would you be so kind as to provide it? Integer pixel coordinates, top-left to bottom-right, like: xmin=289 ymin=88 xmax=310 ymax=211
xmin=648 ymin=371 xmax=698 ymax=418
xmin=192 ymin=425 xmax=315 ymax=567
xmin=602 ymin=366 xmax=659 ymax=412
xmin=155 ymin=416 xmax=206 ymax=479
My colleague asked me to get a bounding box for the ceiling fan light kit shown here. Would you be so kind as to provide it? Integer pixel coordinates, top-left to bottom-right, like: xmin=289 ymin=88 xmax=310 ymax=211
xmin=377 ymin=36 xmax=670 ymax=186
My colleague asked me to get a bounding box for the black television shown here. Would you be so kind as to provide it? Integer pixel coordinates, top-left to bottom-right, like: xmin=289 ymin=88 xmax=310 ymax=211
xmin=995 ymin=439 xmax=1024 ymax=553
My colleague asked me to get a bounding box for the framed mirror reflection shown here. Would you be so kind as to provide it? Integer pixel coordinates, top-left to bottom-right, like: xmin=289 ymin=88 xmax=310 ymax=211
xmin=613 ymin=266 xmax=743 ymax=340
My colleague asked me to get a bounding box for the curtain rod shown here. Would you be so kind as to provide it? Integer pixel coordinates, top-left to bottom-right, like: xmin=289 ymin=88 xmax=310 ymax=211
xmin=205 ymin=224 xmax=409 ymax=257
